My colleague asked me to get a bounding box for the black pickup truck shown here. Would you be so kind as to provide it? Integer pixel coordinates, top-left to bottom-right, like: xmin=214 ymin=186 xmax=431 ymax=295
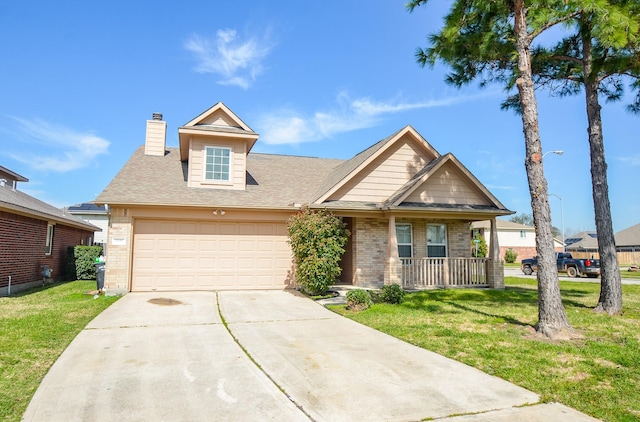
xmin=521 ymin=252 xmax=601 ymax=278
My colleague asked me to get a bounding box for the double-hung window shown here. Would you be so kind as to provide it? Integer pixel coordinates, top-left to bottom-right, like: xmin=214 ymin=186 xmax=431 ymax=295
xmin=204 ymin=146 xmax=231 ymax=182
xmin=427 ymin=224 xmax=447 ymax=257
xmin=396 ymin=223 xmax=413 ymax=258
xmin=45 ymin=224 xmax=54 ymax=255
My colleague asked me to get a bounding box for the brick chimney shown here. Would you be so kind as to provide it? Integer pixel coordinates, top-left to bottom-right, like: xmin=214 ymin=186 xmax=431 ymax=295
xmin=144 ymin=112 xmax=166 ymax=156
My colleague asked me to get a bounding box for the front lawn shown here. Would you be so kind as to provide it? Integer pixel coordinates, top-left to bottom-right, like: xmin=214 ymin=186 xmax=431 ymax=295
xmin=0 ymin=281 xmax=119 ymax=421
xmin=329 ymin=278 xmax=640 ymax=421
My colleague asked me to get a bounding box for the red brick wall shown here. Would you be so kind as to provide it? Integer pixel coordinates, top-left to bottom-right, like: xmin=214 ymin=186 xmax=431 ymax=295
xmin=0 ymin=211 xmax=94 ymax=289
xmin=500 ymin=246 xmax=564 ymax=263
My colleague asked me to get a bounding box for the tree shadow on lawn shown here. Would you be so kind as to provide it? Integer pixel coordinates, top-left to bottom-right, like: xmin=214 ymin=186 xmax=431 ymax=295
xmin=401 ymin=284 xmax=595 ymax=328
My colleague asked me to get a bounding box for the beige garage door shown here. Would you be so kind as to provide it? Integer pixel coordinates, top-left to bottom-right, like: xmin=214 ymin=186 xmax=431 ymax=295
xmin=131 ymin=219 xmax=292 ymax=291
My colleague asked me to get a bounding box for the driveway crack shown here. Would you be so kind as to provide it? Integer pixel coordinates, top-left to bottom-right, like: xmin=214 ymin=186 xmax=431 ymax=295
xmin=215 ymin=292 xmax=314 ymax=421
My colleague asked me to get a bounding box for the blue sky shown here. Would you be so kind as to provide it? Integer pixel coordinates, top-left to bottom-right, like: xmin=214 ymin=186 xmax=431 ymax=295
xmin=1 ymin=1 xmax=637 ymax=235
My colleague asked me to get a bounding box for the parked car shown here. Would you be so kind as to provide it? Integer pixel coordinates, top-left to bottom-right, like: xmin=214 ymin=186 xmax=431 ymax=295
xmin=521 ymin=252 xmax=601 ymax=278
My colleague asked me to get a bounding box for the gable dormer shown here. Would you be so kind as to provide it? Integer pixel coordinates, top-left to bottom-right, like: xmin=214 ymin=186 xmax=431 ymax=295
xmin=178 ymin=102 xmax=258 ymax=190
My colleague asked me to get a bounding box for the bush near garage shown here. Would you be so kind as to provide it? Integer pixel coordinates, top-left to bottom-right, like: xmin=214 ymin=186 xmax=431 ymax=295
xmin=66 ymin=245 xmax=103 ymax=280
xmin=287 ymin=206 xmax=349 ymax=295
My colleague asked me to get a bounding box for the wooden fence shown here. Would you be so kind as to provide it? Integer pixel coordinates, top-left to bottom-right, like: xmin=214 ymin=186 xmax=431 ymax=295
xmin=569 ymin=251 xmax=640 ymax=266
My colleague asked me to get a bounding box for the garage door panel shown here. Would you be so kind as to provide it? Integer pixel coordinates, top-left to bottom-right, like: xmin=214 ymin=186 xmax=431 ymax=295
xmin=197 ymin=257 xmax=216 ymax=269
xmin=199 ymin=240 xmax=216 ymax=251
xmin=132 ymin=220 xmax=291 ymax=292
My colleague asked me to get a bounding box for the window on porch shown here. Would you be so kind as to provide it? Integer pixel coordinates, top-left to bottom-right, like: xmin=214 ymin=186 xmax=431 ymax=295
xmin=396 ymin=223 xmax=413 ymax=258
xmin=427 ymin=224 xmax=447 ymax=257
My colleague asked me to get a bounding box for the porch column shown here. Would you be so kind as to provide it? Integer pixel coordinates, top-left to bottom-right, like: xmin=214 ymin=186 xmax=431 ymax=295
xmin=487 ymin=217 xmax=505 ymax=289
xmin=384 ymin=215 xmax=401 ymax=286
xmin=489 ymin=218 xmax=500 ymax=260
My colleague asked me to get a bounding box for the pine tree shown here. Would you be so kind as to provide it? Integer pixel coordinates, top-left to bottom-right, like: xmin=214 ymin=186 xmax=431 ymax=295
xmin=407 ymin=0 xmax=577 ymax=338
xmin=522 ymin=1 xmax=640 ymax=314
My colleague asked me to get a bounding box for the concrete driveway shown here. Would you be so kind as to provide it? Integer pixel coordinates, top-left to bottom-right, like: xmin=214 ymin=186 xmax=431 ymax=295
xmin=24 ymin=290 xmax=597 ymax=421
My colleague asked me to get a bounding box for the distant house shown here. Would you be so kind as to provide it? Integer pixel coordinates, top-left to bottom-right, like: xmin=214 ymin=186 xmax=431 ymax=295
xmin=471 ymin=219 xmax=564 ymax=262
xmin=615 ymin=223 xmax=640 ymax=252
xmin=565 ymin=231 xmax=599 ymax=254
xmin=562 ymin=226 xmax=640 ymax=265
xmin=96 ymin=102 xmax=513 ymax=294
xmin=66 ymin=203 xmax=109 ymax=246
xmin=0 ymin=166 xmax=99 ymax=295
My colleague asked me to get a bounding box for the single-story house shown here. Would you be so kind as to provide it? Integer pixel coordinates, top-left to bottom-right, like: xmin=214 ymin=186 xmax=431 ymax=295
xmin=615 ymin=223 xmax=640 ymax=252
xmin=561 ymin=226 xmax=640 ymax=265
xmin=565 ymin=231 xmax=599 ymax=254
xmin=66 ymin=203 xmax=109 ymax=246
xmin=471 ymin=219 xmax=564 ymax=262
xmin=95 ymin=103 xmax=513 ymax=294
xmin=0 ymin=166 xmax=100 ymax=295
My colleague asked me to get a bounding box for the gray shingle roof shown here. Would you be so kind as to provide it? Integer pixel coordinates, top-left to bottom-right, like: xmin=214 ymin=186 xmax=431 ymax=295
xmin=0 ymin=184 xmax=100 ymax=231
xmin=565 ymin=231 xmax=599 ymax=250
xmin=96 ymin=147 xmax=345 ymax=208
xmin=615 ymin=223 xmax=640 ymax=247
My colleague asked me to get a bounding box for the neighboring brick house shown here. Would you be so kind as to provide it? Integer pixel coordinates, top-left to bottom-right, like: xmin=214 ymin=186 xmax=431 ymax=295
xmin=471 ymin=219 xmax=564 ymax=262
xmin=96 ymin=102 xmax=513 ymax=294
xmin=0 ymin=166 xmax=99 ymax=295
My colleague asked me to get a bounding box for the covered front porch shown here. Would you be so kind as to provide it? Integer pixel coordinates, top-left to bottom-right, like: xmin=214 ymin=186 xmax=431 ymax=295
xmin=386 ymin=215 xmax=504 ymax=289
xmin=346 ymin=214 xmax=505 ymax=289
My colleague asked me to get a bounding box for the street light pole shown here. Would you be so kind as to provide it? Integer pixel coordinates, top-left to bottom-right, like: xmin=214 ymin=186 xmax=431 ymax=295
xmin=542 ymin=150 xmax=564 ymax=159
xmin=549 ymin=193 xmax=565 ymax=252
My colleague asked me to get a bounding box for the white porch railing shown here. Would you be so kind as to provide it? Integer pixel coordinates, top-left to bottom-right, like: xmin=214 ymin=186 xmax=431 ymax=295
xmin=400 ymin=258 xmax=488 ymax=289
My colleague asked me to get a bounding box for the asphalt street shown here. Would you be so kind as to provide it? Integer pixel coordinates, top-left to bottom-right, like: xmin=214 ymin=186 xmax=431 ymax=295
xmin=504 ymin=266 xmax=640 ymax=285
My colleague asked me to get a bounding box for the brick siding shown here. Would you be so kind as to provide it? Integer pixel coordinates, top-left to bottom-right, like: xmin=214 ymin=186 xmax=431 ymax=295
xmin=352 ymin=217 xmax=472 ymax=287
xmin=0 ymin=211 xmax=94 ymax=291
xmin=103 ymin=207 xmax=132 ymax=292
xmin=500 ymin=246 xmax=563 ymax=263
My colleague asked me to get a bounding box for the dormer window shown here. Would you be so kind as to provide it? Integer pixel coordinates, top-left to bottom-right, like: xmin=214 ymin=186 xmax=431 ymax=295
xmin=204 ymin=146 xmax=231 ymax=182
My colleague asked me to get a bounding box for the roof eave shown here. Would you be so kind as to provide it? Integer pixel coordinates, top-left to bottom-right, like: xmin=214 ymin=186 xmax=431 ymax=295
xmin=0 ymin=202 xmax=100 ymax=231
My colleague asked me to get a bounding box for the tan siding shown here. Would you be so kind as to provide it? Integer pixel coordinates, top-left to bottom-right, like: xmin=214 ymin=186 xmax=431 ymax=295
xmin=329 ymin=138 xmax=430 ymax=202
xmin=200 ymin=109 xmax=236 ymax=126
xmin=144 ymin=120 xmax=166 ymax=156
xmin=103 ymin=207 xmax=133 ymax=292
xmin=405 ymin=164 xmax=489 ymax=205
xmin=187 ymin=136 xmax=246 ymax=190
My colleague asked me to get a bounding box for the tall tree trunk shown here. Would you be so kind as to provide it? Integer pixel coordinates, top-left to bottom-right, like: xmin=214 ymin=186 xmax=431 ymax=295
xmin=514 ymin=0 xmax=573 ymax=338
xmin=581 ymin=22 xmax=623 ymax=315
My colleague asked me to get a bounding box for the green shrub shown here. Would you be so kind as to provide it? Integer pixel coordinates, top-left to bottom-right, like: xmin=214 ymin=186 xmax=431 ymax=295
xmin=504 ymin=248 xmax=518 ymax=264
xmin=287 ymin=207 xmax=349 ymax=295
xmin=471 ymin=233 xmax=488 ymax=257
xmin=380 ymin=283 xmax=406 ymax=304
xmin=346 ymin=289 xmax=373 ymax=311
xmin=67 ymin=245 xmax=103 ymax=280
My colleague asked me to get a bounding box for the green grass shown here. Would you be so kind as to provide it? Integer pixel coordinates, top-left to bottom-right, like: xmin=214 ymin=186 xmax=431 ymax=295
xmin=0 ymin=281 xmax=119 ymax=421
xmin=329 ymin=277 xmax=640 ymax=421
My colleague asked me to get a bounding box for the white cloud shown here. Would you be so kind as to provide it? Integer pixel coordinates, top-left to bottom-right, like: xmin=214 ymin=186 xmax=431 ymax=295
xmin=257 ymin=91 xmax=496 ymax=145
xmin=619 ymin=155 xmax=640 ymax=166
xmin=185 ymin=28 xmax=274 ymax=89
xmin=6 ymin=117 xmax=110 ymax=173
